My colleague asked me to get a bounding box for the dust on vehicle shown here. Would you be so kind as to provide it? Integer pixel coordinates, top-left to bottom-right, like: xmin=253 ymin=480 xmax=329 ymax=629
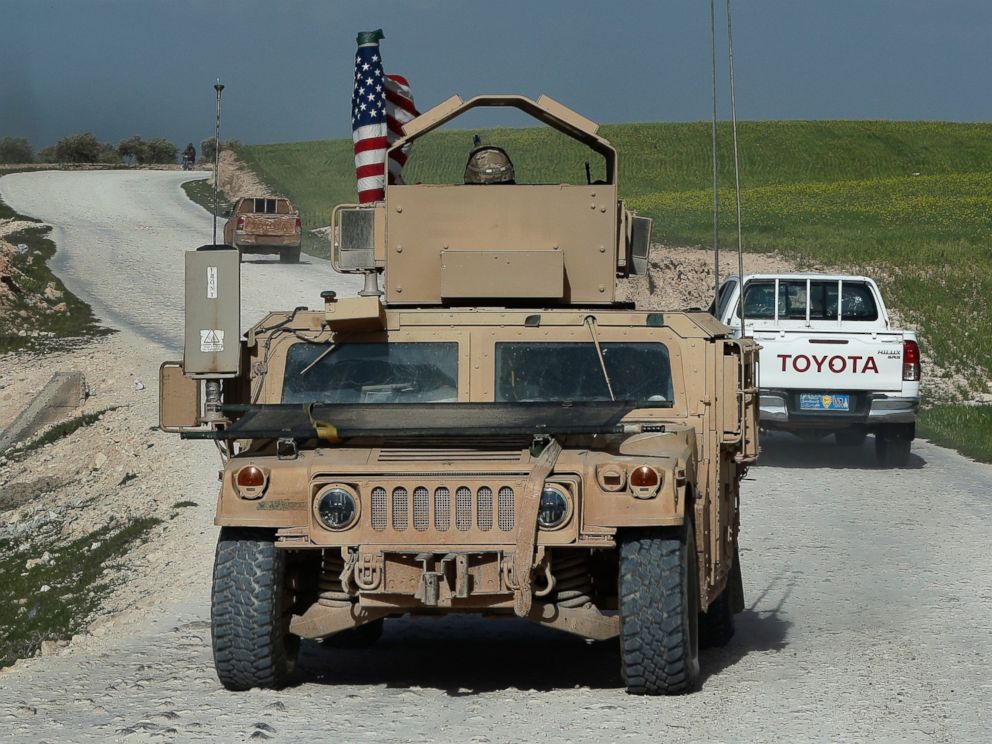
xmin=222 ymin=196 xmax=302 ymax=263
xmin=160 ymin=94 xmax=759 ymax=695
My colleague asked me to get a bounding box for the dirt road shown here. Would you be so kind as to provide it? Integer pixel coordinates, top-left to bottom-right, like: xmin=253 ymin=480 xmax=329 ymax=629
xmin=1 ymin=172 xmax=990 ymax=743
xmin=0 ymin=170 xmax=360 ymax=349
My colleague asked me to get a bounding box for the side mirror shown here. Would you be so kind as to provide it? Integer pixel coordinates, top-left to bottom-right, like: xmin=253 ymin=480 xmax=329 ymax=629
xmin=223 ymin=208 xmax=232 ymax=217
xmin=629 ymin=216 xmax=652 ymax=275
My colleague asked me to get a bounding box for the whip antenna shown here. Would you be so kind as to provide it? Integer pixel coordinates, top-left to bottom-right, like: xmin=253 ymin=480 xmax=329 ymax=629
xmin=710 ymin=0 xmax=720 ymax=302
xmin=726 ymin=0 xmax=746 ymax=337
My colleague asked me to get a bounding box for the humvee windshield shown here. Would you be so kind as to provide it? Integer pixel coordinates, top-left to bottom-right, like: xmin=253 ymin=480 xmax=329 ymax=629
xmin=282 ymin=342 xmax=458 ymax=404
xmin=495 ymin=342 xmax=673 ymax=405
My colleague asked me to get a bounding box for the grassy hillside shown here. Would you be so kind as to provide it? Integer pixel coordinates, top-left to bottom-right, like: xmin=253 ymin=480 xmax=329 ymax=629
xmin=239 ymin=121 xmax=992 ymax=404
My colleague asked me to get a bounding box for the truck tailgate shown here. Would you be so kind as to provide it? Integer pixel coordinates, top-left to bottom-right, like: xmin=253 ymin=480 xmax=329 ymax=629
xmin=243 ymin=214 xmax=297 ymax=236
xmin=756 ymin=331 xmax=904 ymax=392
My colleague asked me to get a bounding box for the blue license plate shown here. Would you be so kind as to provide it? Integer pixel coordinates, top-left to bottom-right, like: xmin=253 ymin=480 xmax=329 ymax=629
xmin=799 ymin=393 xmax=850 ymax=411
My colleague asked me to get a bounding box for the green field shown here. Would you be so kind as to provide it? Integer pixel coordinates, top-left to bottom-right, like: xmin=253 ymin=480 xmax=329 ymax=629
xmin=239 ymin=120 xmax=992 ymax=405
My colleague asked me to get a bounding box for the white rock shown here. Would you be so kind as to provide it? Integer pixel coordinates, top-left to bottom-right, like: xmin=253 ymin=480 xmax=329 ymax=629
xmin=94 ymin=453 xmax=108 ymax=470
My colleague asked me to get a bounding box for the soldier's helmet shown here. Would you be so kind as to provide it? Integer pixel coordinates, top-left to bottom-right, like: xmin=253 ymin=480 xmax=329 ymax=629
xmin=464 ymin=146 xmax=516 ymax=185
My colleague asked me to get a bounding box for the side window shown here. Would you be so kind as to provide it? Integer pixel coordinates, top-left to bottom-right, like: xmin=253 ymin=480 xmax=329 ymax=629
xmin=714 ymin=282 xmax=735 ymax=318
xmin=741 ymin=281 xmax=776 ymax=319
xmin=778 ymin=281 xmax=809 ymax=320
xmin=839 ymin=282 xmax=879 ymax=320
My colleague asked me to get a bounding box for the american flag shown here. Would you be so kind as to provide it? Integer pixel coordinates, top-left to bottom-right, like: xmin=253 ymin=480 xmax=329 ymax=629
xmin=352 ymin=30 xmax=418 ymax=203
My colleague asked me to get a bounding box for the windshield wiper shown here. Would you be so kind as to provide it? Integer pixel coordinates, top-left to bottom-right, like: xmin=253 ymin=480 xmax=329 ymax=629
xmin=584 ymin=315 xmax=615 ymax=402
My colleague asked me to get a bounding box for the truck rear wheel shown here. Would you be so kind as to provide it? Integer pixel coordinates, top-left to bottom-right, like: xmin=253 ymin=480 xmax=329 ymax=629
xmin=211 ymin=527 xmax=299 ymax=691
xmin=280 ymin=247 xmax=301 ymax=264
xmin=875 ymin=433 xmax=911 ymax=467
xmin=619 ymin=524 xmax=700 ymax=695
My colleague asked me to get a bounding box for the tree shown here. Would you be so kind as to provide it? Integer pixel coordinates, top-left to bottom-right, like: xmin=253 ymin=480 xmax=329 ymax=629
xmin=0 ymin=137 xmax=33 ymax=164
xmin=145 ymin=138 xmax=178 ymax=165
xmin=97 ymin=143 xmax=123 ymax=165
xmin=53 ymin=132 xmax=102 ymax=163
xmin=117 ymin=135 xmax=149 ymax=165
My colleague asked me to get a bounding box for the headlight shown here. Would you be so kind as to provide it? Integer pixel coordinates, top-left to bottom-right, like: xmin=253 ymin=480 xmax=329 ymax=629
xmin=314 ymin=486 xmax=358 ymax=530
xmin=537 ymin=485 xmax=570 ymax=529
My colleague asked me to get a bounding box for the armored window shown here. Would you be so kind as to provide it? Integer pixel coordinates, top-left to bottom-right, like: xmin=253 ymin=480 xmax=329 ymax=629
xmin=282 ymin=342 xmax=458 ymax=404
xmin=494 ymin=342 xmax=673 ymax=405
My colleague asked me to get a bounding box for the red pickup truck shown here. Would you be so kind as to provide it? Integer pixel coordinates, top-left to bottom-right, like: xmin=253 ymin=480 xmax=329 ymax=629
xmin=223 ymin=197 xmax=302 ymax=263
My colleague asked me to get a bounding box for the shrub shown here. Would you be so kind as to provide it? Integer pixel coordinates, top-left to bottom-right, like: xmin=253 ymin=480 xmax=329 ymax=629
xmin=200 ymin=138 xmax=241 ymax=163
xmin=117 ymin=135 xmax=149 ymax=165
xmin=0 ymin=137 xmax=33 ymax=164
xmin=53 ymin=132 xmax=102 ymax=163
xmin=145 ymin=138 xmax=178 ymax=164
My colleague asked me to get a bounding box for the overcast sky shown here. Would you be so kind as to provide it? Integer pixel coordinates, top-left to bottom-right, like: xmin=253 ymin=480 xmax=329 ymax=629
xmin=2 ymin=0 xmax=990 ymax=149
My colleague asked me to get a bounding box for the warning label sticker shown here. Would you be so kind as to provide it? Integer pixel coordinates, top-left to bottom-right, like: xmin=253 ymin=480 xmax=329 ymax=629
xmin=200 ymin=329 xmax=224 ymax=352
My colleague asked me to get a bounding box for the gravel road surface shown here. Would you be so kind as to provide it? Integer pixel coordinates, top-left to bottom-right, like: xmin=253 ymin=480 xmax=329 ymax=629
xmin=1 ymin=171 xmax=990 ymax=743
xmin=0 ymin=170 xmax=360 ymax=350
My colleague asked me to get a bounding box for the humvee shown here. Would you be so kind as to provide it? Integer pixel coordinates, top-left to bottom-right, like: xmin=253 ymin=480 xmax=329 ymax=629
xmin=160 ymin=94 xmax=759 ymax=695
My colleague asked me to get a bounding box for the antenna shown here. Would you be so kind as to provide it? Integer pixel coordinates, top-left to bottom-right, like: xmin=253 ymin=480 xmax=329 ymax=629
xmin=213 ymin=79 xmax=225 ymax=245
xmin=726 ymin=0 xmax=745 ymax=337
xmin=709 ymin=0 xmax=720 ymax=302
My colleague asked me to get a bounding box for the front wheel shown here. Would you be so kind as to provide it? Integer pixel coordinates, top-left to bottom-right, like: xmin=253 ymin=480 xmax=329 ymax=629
xmin=619 ymin=523 xmax=700 ymax=695
xmin=211 ymin=527 xmax=299 ymax=691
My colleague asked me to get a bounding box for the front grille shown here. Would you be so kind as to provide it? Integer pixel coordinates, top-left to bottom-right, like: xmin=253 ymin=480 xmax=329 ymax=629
xmin=498 ymin=486 xmax=515 ymax=532
xmin=455 ymin=487 xmax=472 ymax=531
xmin=477 ymin=487 xmax=493 ymax=531
xmin=368 ymin=484 xmax=516 ymax=534
xmin=434 ymin=487 xmax=450 ymax=530
xmin=371 ymin=487 xmax=387 ymax=531
xmin=413 ymin=487 xmax=430 ymax=531
xmin=392 ymin=487 xmax=408 ymax=530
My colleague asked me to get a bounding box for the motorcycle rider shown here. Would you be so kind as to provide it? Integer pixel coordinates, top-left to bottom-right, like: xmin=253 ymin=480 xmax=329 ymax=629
xmin=182 ymin=142 xmax=196 ymax=169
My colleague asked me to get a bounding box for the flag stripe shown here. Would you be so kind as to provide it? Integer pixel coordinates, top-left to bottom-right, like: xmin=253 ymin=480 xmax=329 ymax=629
xmin=352 ymin=40 xmax=418 ymax=203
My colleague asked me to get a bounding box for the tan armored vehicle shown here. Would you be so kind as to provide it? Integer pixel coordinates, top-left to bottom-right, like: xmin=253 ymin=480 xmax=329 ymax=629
xmin=160 ymin=94 xmax=759 ymax=695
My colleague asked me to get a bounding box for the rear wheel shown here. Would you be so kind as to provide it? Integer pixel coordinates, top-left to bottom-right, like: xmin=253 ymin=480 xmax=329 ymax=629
xmin=211 ymin=527 xmax=299 ymax=691
xmin=875 ymin=433 xmax=912 ymax=467
xmin=619 ymin=523 xmax=700 ymax=695
xmin=280 ymin=246 xmax=301 ymax=264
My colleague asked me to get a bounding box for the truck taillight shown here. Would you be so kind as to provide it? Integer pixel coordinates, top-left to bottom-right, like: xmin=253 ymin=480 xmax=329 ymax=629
xmin=294 ymin=216 xmax=301 ymax=232
xmin=236 ymin=215 xmax=245 ymax=231
xmin=902 ymin=340 xmax=921 ymax=381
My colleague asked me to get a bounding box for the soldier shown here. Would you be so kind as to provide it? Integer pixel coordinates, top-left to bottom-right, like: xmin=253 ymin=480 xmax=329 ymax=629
xmin=464 ymin=145 xmax=516 ymax=185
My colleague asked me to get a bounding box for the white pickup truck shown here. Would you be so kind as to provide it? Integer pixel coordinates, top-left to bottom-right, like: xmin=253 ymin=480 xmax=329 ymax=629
xmin=712 ymin=274 xmax=921 ymax=466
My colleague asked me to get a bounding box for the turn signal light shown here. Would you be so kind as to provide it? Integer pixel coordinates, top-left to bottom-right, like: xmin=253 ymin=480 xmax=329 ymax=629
xmin=236 ymin=215 xmax=246 ymax=231
xmin=294 ymin=216 xmax=302 ymax=232
xmin=237 ymin=466 xmax=265 ymax=487
xmin=630 ymin=466 xmax=659 ymax=488
xmin=630 ymin=466 xmax=661 ymax=500
xmin=902 ymin=340 xmax=921 ymax=382
xmin=235 ymin=465 xmax=268 ymax=499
